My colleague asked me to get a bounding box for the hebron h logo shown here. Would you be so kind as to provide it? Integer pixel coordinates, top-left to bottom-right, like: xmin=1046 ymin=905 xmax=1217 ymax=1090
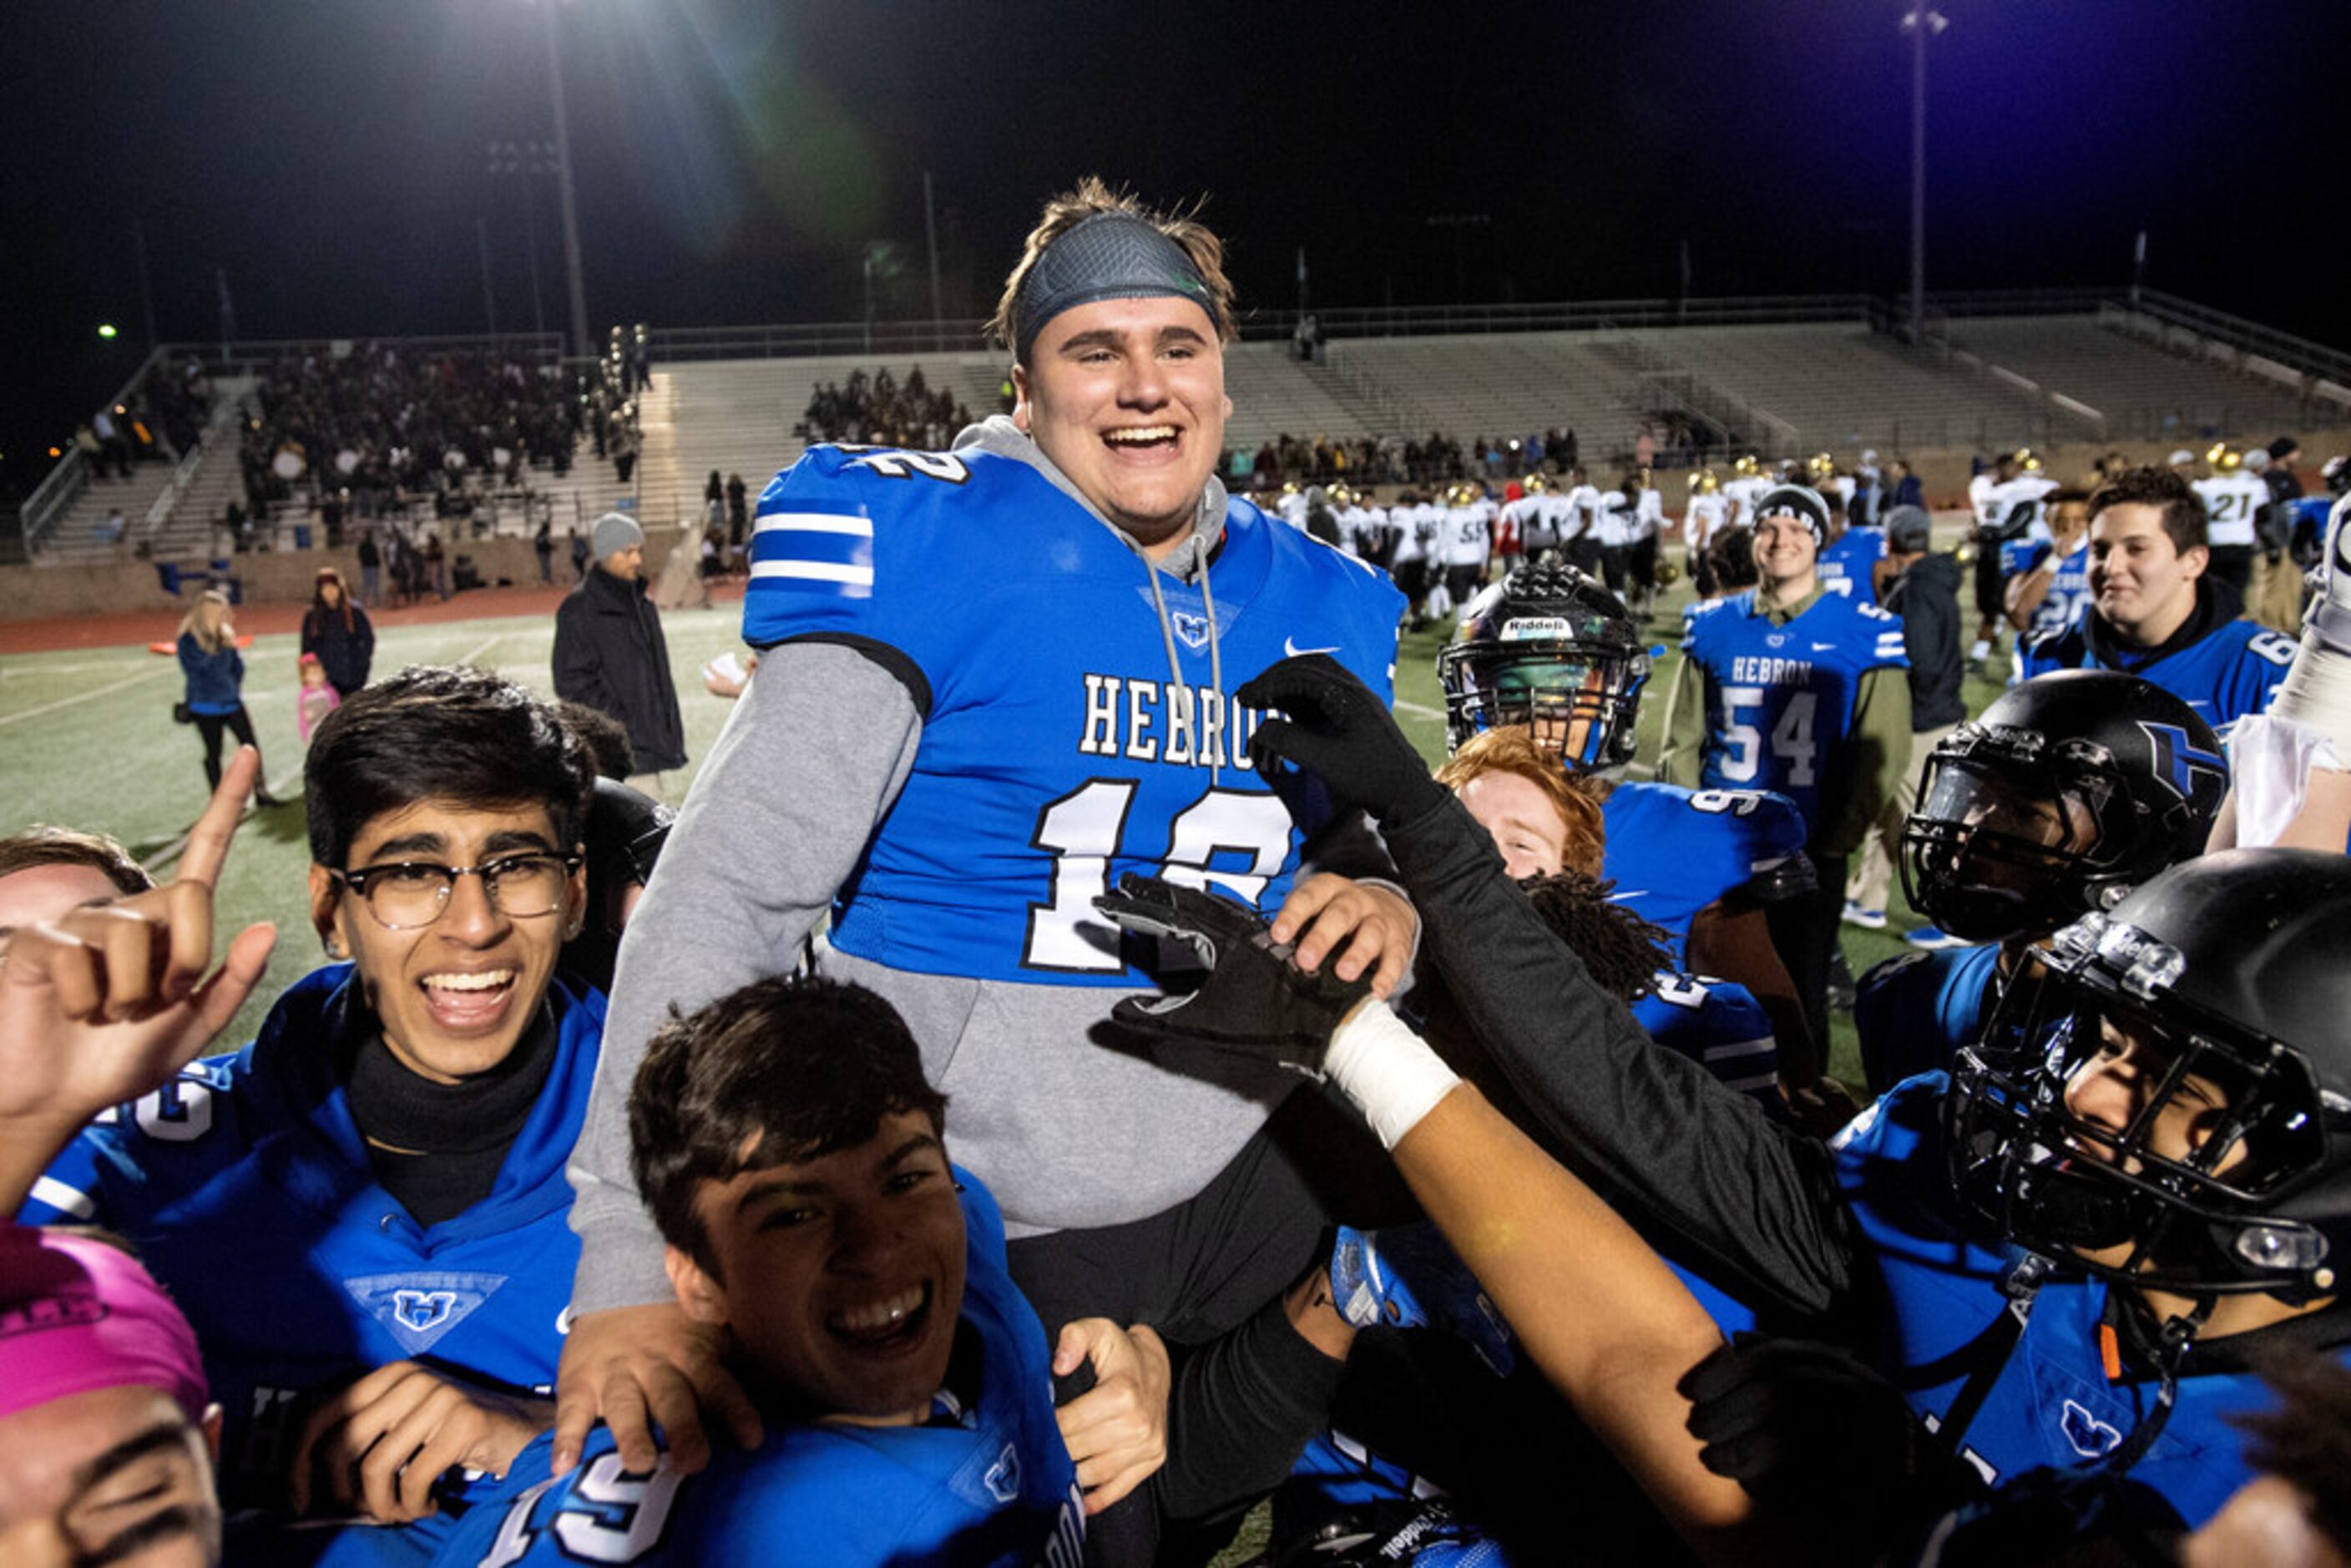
xmin=345 ymin=1272 xmax=508 ymax=1356
xmin=2137 ymin=721 xmax=2226 ymax=802
xmin=983 ymin=1443 xmax=1023 ymax=1504
xmin=2060 ymin=1399 xmax=2123 ymax=1459
xmin=394 ymin=1291 xmax=458 ymax=1334
xmin=1170 ymin=609 xmax=1213 ymax=651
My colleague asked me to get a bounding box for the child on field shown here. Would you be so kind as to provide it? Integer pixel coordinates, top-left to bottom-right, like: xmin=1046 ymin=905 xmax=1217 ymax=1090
xmin=296 ymin=651 xmax=340 ymax=741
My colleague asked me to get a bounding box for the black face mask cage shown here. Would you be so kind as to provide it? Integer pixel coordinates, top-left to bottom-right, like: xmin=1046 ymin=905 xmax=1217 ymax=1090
xmin=1438 ymin=640 xmax=1650 ymax=771
xmin=1950 ymin=956 xmax=2335 ymax=1297
xmin=1901 ymin=734 xmax=2121 ymax=940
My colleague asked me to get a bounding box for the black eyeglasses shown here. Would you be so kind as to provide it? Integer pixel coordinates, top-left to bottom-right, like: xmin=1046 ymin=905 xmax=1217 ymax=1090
xmin=331 ymin=852 xmax=579 ymax=930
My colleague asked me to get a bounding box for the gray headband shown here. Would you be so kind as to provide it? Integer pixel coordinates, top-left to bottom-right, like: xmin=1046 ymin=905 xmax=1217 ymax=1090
xmin=1753 ymin=483 xmax=1829 ymax=544
xmin=1014 ymin=210 xmax=1221 ymax=362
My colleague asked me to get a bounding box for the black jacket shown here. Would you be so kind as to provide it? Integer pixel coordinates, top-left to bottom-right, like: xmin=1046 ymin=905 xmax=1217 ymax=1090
xmin=552 ymin=564 xmax=687 ymax=773
xmin=1883 ymin=552 xmax=1966 ymax=730
xmin=300 ymin=603 xmax=376 ymax=695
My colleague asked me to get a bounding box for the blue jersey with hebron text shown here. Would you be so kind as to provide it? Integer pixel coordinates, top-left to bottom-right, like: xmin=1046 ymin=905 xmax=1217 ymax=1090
xmin=2015 ymin=616 xmax=2293 ymax=737
xmin=1680 ymin=589 xmax=1909 ymax=835
xmin=432 ymin=1175 xmax=1082 ymax=1568
xmin=1818 ymin=526 xmax=1888 ymax=605
xmin=742 ymin=443 xmax=1404 ymax=987
xmin=1597 ymin=781 xmax=1809 ymax=963
xmin=2003 ymin=539 xmax=2094 ymax=670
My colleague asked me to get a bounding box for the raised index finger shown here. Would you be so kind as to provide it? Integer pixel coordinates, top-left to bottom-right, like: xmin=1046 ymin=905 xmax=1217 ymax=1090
xmin=177 ymin=747 xmax=260 ymax=890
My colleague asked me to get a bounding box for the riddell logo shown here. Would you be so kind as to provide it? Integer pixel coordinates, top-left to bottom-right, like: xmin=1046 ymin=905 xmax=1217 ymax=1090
xmin=0 ymin=1287 xmax=106 ymax=1339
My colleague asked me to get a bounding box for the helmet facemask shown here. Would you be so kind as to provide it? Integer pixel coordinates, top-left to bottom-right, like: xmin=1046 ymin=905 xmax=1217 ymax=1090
xmin=1439 ymin=641 xmax=1649 ymax=771
xmin=1948 ymin=918 xmax=2341 ymax=1302
xmin=1901 ymin=725 xmax=2127 ymax=943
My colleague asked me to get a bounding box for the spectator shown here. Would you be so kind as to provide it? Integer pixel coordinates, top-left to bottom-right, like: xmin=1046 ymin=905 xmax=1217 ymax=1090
xmin=299 ymin=565 xmax=374 ymax=699
xmin=567 ymin=524 xmax=589 ymax=581
xmin=1844 ymin=506 xmax=1964 ymax=931
xmin=355 ymin=526 xmax=382 ymax=605
xmin=176 ymin=589 xmax=280 ymax=807
xmin=534 ymin=517 xmax=554 ymax=584
xmin=553 ymin=512 xmax=687 ymax=791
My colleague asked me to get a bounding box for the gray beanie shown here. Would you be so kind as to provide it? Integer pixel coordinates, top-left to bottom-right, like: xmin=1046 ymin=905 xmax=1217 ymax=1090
xmin=1884 ymin=505 xmax=1933 ymax=553
xmin=592 ymin=512 xmax=645 ymax=560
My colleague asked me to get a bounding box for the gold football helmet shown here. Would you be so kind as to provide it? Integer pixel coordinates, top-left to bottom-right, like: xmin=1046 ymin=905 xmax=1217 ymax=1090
xmin=2207 ymin=443 xmax=2243 ymax=473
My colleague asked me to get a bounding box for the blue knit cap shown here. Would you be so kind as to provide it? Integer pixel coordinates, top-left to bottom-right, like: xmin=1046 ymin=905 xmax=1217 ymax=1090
xmin=1013 ymin=210 xmax=1221 ymax=362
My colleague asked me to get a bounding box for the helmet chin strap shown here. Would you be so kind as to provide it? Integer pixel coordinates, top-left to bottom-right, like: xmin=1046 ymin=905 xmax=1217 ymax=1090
xmin=2101 ymin=1294 xmax=2214 ymax=1473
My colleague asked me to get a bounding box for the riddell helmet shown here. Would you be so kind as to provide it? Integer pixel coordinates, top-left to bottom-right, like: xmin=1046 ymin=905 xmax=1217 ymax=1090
xmin=1438 ymin=564 xmax=1650 ymax=770
xmin=1732 ymin=453 xmax=1763 ymax=478
xmin=1901 ymin=671 xmax=2226 ymax=943
xmin=1689 ymin=469 xmax=1721 ymax=496
xmin=1946 ymin=848 xmax=2351 ymax=1302
xmin=2207 ymin=443 xmax=2244 ymax=473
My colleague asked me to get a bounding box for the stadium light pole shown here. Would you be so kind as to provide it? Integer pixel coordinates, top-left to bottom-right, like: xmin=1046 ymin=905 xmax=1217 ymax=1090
xmin=1902 ymin=7 xmax=1948 ymax=347
xmin=540 ymin=0 xmax=592 ymax=362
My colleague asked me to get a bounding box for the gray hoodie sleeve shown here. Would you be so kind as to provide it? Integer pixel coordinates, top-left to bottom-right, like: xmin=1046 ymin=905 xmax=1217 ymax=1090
xmin=566 ymin=640 xmax=922 ymax=1313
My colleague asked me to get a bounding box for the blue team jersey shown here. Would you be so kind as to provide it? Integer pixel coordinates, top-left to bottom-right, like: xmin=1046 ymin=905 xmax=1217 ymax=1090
xmin=1853 ymin=943 xmax=2005 ymax=1096
xmin=432 ymin=1176 xmax=1084 ymax=1568
xmin=1632 ymin=972 xmax=1782 ymax=1113
xmin=1818 ymin=527 xmax=1888 ymax=605
xmin=2016 ymin=615 xmax=2293 ymax=738
xmin=1681 ymin=589 xmax=1909 ymax=834
xmin=21 ymin=966 xmax=604 ymax=1523
xmin=742 ymin=442 xmax=1403 ymax=987
xmin=1597 ymin=781 xmax=1809 ymax=962
xmin=1830 ymin=1076 xmax=2343 ymax=1523
xmin=2003 ymin=540 xmax=2094 ymax=677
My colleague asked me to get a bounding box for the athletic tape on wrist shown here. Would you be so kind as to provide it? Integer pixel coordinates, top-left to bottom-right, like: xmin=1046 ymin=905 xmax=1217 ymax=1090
xmin=1325 ymin=1000 xmax=1463 ymax=1151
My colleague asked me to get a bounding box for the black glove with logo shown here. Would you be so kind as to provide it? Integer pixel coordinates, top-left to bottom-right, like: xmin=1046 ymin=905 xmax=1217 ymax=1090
xmin=1093 ymin=873 xmax=1373 ymax=1075
xmin=1236 ymin=655 xmax=1447 ymax=829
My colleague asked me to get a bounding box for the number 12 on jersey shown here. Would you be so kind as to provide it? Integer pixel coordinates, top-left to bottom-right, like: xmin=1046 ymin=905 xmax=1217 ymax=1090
xmin=1023 ymin=781 xmax=1295 ymax=972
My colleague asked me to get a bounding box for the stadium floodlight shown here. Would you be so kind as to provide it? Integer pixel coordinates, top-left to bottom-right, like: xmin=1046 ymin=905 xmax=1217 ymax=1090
xmin=1901 ymin=8 xmax=1949 ymax=349
xmin=97 ymin=323 xmax=119 ymax=340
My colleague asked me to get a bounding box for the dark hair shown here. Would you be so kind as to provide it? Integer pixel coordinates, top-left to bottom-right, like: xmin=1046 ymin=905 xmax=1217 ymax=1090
xmin=1711 ymin=525 xmax=1761 ymax=592
xmin=553 ymin=699 xmax=636 ymax=781
xmin=2044 ymin=486 xmax=2091 ymax=512
xmin=630 ymin=975 xmax=948 ymax=1279
xmin=308 ymin=567 xmax=356 ymax=636
xmin=0 ymin=826 xmax=154 ymax=898
xmin=304 ymin=665 xmax=594 ymax=869
xmin=2087 ymin=465 xmax=2207 ymax=558
xmin=1519 ymin=870 xmax=1676 ymax=1003
xmin=2234 ymin=1352 xmax=2351 ymax=1553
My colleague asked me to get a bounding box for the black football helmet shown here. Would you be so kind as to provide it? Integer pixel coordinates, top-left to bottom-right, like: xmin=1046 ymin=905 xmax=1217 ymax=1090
xmin=1437 ymin=563 xmax=1650 ymax=771
xmin=1900 ymin=671 xmax=2226 ymax=943
xmin=1946 ymin=849 xmax=2351 ymax=1302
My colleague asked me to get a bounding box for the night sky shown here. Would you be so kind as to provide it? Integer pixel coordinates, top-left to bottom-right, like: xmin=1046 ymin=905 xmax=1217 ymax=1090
xmin=6 ymin=0 xmax=2344 ymax=498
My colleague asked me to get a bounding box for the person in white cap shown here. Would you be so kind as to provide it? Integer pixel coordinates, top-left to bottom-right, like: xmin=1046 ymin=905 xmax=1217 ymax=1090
xmin=553 ymin=511 xmax=686 ymax=791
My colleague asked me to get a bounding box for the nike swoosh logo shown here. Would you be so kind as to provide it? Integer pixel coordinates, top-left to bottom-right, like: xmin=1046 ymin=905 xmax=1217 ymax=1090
xmin=1607 ymin=889 xmax=1650 ymax=902
xmin=1285 ymin=637 xmax=1341 ymax=658
xmin=1811 ymin=642 xmax=1839 ymax=652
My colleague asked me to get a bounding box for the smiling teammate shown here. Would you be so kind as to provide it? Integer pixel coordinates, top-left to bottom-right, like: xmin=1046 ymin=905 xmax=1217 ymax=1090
xmin=20 ymin=670 xmax=606 ymax=1558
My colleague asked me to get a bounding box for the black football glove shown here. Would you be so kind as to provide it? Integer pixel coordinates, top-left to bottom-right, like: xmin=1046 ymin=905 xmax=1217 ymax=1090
xmin=1093 ymin=873 xmax=1373 ymax=1075
xmin=1679 ymin=1333 xmax=1981 ymax=1542
xmin=584 ymin=777 xmax=674 ymax=893
xmin=1236 ymin=654 xmax=1447 ymax=828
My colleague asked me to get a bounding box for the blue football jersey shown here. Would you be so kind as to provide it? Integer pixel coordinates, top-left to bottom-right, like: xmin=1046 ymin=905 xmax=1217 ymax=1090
xmin=22 ymin=966 xmax=603 ymax=1520
xmin=1853 ymin=943 xmax=2005 ymax=1096
xmin=2016 ymin=616 xmax=2293 ymax=738
xmin=742 ymin=443 xmax=1403 ymax=988
xmin=1831 ymin=1078 xmax=2340 ymax=1523
xmin=1818 ymin=526 xmax=1888 ymax=605
xmin=1632 ymin=972 xmax=1782 ymax=1112
xmin=2003 ymin=540 xmax=2094 ymax=679
xmin=433 ymin=1176 xmax=1084 ymax=1568
xmin=1597 ymin=781 xmax=1809 ymax=963
xmin=1680 ymin=589 xmax=1909 ymax=834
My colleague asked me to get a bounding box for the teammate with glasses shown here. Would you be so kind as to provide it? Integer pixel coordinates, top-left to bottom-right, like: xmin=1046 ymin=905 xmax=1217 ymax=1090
xmin=20 ymin=668 xmax=608 ymax=1563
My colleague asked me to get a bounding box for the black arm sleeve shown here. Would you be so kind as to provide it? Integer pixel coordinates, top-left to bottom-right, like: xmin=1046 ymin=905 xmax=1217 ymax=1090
xmin=1383 ymin=789 xmax=1863 ymax=1326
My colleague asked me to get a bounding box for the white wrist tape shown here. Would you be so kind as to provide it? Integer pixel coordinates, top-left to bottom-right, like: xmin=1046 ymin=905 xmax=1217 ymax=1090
xmin=1324 ymin=1000 xmax=1463 ymax=1151
xmin=2272 ymin=630 xmax=2351 ymax=761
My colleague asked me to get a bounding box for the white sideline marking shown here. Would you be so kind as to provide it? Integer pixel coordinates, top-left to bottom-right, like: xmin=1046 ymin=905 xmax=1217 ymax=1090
xmin=0 ymin=665 xmax=171 ymax=729
xmin=1394 ymin=700 xmax=1443 ymax=719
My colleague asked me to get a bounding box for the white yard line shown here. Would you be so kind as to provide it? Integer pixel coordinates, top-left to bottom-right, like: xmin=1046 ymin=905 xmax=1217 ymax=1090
xmin=1394 ymin=699 xmax=1444 ymax=719
xmin=0 ymin=665 xmax=172 ymax=729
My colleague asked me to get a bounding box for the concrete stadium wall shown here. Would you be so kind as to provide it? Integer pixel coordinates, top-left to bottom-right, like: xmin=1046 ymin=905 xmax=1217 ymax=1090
xmin=0 ymin=529 xmax=690 ymax=622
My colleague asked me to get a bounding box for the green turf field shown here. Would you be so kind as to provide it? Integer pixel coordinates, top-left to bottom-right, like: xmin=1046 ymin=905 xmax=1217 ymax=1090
xmin=0 ymin=581 xmax=2017 ymax=1088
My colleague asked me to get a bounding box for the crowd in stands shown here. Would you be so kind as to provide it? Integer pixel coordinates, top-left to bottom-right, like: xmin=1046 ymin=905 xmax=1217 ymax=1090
xmin=73 ymin=356 xmax=217 ymax=481
xmin=796 ymin=364 xmax=973 ymax=448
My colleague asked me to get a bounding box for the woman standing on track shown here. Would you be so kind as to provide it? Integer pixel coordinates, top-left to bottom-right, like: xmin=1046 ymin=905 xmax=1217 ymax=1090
xmin=177 ymin=587 xmax=281 ymax=805
xmin=299 ymin=565 xmax=374 ymax=699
